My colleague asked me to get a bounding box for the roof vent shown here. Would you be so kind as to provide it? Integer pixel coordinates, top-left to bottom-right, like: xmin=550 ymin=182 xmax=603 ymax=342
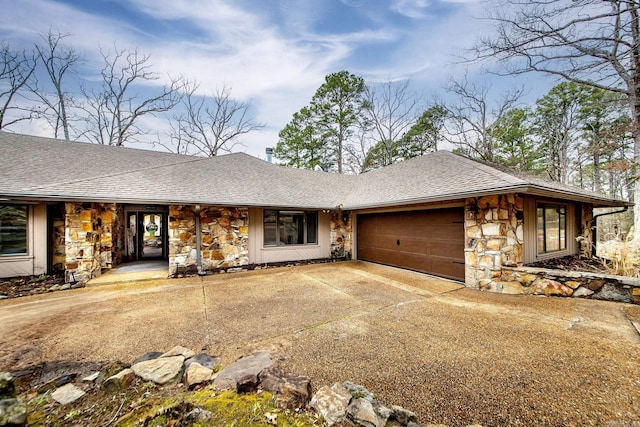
xmin=265 ymin=147 xmax=273 ymax=163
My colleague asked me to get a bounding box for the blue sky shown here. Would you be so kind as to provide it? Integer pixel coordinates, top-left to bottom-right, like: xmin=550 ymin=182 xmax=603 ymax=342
xmin=1 ymin=0 xmax=550 ymax=158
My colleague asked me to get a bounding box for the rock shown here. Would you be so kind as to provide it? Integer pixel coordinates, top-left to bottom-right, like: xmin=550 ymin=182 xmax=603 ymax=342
xmin=529 ymin=279 xmax=573 ymax=297
xmin=51 ymin=383 xmax=86 ymax=405
xmin=82 ymin=372 xmax=101 ymax=382
xmin=184 ymin=353 xmax=219 ymax=371
xmin=593 ymin=283 xmax=632 ymax=303
xmin=132 ymin=351 xmax=163 ymax=365
xmin=500 ymin=281 xmax=524 ymax=295
xmin=184 ymin=362 xmax=213 ymax=388
xmin=185 ymin=407 xmax=212 ymax=422
xmin=132 ymin=355 xmax=184 ymax=385
xmin=103 ymin=368 xmax=134 ymax=392
xmin=310 ymin=383 xmax=352 ymax=426
xmin=572 ymin=287 xmax=594 ymax=298
xmin=213 ymin=351 xmax=272 ymax=391
xmin=341 ymin=381 xmax=375 ymax=402
xmin=36 ymin=374 xmax=77 ymax=394
xmin=346 ymin=398 xmax=388 ymax=427
xmin=161 ymin=346 xmax=195 ymax=359
xmin=391 ymin=405 xmax=418 ymax=425
xmin=237 ymin=373 xmax=260 ymax=393
xmin=0 ymin=398 xmax=27 ymax=427
xmin=0 ymin=373 xmax=26 ymax=427
xmin=0 ymin=373 xmax=15 ymax=398
xmin=258 ymin=367 xmax=311 ymax=409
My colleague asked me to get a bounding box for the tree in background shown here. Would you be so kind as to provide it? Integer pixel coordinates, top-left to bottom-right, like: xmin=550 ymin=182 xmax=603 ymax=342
xmin=30 ymin=30 xmax=80 ymax=140
xmin=475 ymin=0 xmax=640 ymax=236
xmin=361 ymin=79 xmax=420 ymax=168
xmin=488 ymin=107 xmax=538 ymax=172
xmin=80 ymin=46 xmax=185 ymax=146
xmin=398 ymin=104 xmax=447 ymax=158
xmin=276 ymin=71 xmax=366 ymax=173
xmin=168 ymin=82 xmax=263 ymax=157
xmin=443 ymin=74 xmax=524 ymax=162
xmin=0 ymin=41 xmax=36 ymax=129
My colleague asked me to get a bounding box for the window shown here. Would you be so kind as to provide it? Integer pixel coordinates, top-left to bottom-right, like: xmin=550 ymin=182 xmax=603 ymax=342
xmin=537 ymin=204 xmax=566 ymax=254
xmin=0 ymin=205 xmax=28 ymax=255
xmin=264 ymin=210 xmax=318 ymax=246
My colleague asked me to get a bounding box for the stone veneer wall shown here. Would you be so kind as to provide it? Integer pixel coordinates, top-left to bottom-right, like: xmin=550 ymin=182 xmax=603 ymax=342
xmin=64 ymin=202 xmax=122 ymax=283
xmin=580 ymin=203 xmax=594 ymax=258
xmin=464 ymin=194 xmax=524 ymax=289
xmin=169 ymin=205 xmax=249 ymax=276
xmin=330 ymin=211 xmax=352 ymax=259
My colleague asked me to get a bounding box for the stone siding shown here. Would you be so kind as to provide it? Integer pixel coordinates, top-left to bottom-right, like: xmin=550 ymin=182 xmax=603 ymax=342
xmin=64 ymin=202 xmax=122 ymax=283
xmin=464 ymin=194 xmax=524 ymax=289
xmin=169 ymin=205 xmax=249 ymax=276
xmin=579 ymin=203 xmax=594 ymax=257
xmin=330 ymin=211 xmax=352 ymax=259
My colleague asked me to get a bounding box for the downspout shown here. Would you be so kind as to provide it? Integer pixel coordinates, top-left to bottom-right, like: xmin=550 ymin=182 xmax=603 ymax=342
xmin=194 ymin=204 xmax=205 ymax=276
xmin=591 ymin=206 xmax=628 ymax=257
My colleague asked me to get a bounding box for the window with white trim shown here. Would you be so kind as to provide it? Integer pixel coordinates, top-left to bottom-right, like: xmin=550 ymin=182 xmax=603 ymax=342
xmin=536 ymin=203 xmax=566 ymax=254
xmin=0 ymin=205 xmax=28 ymax=255
xmin=264 ymin=210 xmax=318 ymax=246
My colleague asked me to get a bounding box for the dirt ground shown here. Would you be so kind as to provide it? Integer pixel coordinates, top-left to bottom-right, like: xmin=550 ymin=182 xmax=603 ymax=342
xmin=1 ymin=261 xmax=639 ymax=426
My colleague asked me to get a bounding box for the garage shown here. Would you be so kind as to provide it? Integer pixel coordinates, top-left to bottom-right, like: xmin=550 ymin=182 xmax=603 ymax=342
xmin=356 ymin=208 xmax=465 ymax=281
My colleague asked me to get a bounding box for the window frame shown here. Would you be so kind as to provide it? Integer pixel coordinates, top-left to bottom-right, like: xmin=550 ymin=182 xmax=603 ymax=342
xmin=263 ymin=209 xmax=319 ymax=247
xmin=0 ymin=204 xmax=29 ymax=257
xmin=536 ymin=203 xmax=567 ymax=255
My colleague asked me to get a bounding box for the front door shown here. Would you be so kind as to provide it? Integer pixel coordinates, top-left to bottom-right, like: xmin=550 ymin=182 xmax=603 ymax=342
xmin=128 ymin=211 xmax=167 ymax=260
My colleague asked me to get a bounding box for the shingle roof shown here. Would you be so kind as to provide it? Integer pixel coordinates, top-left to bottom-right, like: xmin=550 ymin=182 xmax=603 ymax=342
xmin=0 ymin=132 xmax=628 ymax=209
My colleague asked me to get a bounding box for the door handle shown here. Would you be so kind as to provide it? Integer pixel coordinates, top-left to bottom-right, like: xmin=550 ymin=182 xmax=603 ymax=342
xmin=397 ymin=239 xmax=400 ymax=246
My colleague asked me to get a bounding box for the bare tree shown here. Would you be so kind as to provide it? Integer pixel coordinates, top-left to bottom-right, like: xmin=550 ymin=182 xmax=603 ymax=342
xmin=443 ymin=74 xmax=523 ymax=162
xmin=474 ymin=0 xmax=640 ymax=236
xmin=362 ymin=79 xmax=421 ymax=167
xmin=29 ymin=30 xmax=80 ymax=140
xmin=168 ymin=82 xmax=263 ymax=156
xmin=0 ymin=42 xmax=36 ymax=129
xmin=80 ymin=46 xmax=184 ymax=146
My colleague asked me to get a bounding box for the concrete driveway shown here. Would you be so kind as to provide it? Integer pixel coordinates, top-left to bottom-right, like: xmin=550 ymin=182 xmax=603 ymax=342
xmin=1 ymin=261 xmax=639 ymax=426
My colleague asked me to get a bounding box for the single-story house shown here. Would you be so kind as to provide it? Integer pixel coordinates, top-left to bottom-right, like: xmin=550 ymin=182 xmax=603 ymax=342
xmin=0 ymin=131 xmax=631 ymax=295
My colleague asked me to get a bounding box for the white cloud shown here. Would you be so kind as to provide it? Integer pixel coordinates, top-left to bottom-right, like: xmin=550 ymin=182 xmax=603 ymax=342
xmin=390 ymin=0 xmax=431 ymax=19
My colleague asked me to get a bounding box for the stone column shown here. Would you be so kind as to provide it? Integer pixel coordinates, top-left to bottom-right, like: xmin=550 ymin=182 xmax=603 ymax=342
xmin=330 ymin=211 xmax=352 ymax=259
xmin=464 ymin=194 xmax=524 ymax=290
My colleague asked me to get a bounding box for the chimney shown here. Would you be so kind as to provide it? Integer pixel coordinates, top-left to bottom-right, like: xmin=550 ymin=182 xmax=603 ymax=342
xmin=265 ymin=147 xmax=273 ymax=163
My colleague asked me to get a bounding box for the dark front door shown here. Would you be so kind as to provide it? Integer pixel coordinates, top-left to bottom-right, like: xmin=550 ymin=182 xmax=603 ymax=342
xmin=357 ymin=208 xmax=465 ymax=281
xmin=128 ymin=211 xmax=167 ymax=260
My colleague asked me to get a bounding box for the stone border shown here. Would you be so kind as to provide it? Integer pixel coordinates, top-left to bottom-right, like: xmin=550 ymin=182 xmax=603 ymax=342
xmin=482 ymin=266 xmax=640 ymax=304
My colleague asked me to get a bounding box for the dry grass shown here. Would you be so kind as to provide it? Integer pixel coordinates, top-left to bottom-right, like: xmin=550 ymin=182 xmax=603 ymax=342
xmin=597 ymin=235 xmax=640 ymax=277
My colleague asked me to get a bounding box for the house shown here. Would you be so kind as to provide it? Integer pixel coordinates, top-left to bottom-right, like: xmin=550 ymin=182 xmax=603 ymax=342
xmin=0 ymin=131 xmax=630 ymax=295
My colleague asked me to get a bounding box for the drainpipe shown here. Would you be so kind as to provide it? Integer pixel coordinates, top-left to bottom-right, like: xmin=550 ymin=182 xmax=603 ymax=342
xmin=194 ymin=204 xmax=205 ymax=276
xmin=591 ymin=206 xmax=628 ymax=257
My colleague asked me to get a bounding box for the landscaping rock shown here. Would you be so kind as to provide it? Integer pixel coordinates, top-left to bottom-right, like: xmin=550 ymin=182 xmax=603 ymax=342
xmin=529 ymin=278 xmax=573 ymax=297
xmin=132 ymin=355 xmax=184 ymax=385
xmin=132 ymin=351 xmax=163 ymax=365
xmin=185 ymin=407 xmax=212 ymax=422
xmin=341 ymin=381 xmax=375 ymax=402
xmin=82 ymin=372 xmax=100 ymax=382
xmin=572 ymin=287 xmax=594 ymax=298
xmin=51 ymin=383 xmax=85 ymax=405
xmin=213 ymin=351 xmax=272 ymax=391
xmin=310 ymin=383 xmax=352 ymax=426
xmin=184 ymin=353 xmax=219 ymax=371
xmin=103 ymin=368 xmax=134 ymax=392
xmin=258 ymin=366 xmax=311 ymax=409
xmin=347 ymin=397 xmax=388 ymax=427
xmin=161 ymin=345 xmax=195 ymax=359
xmin=0 ymin=398 xmax=27 ymax=427
xmin=593 ymin=283 xmax=632 ymax=303
xmin=184 ymin=362 xmax=213 ymax=388
xmin=0 ymin=373 xmax=26 ymax=427
xmin=391 ymin=405 xmax=418 ymax=425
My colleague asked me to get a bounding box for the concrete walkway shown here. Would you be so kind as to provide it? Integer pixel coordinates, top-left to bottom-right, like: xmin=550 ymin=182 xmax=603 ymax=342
xmin=87 ymin=260 xmax=168 ymax=285
xmin=1 ymin=261 xmax=639 ymax=426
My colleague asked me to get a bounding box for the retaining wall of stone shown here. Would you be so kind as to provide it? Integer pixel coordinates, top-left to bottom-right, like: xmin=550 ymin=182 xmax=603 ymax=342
xmin=483 ymin=266 xmax=640 ymax=304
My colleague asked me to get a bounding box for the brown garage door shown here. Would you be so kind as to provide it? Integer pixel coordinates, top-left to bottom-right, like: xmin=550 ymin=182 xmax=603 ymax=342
xmin=357 ymin=208 xmax=465 ymax=281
